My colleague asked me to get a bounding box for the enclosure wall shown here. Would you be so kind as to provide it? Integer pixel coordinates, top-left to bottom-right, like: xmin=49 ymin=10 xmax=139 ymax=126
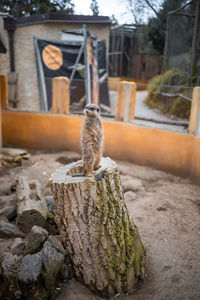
xmin=2 ymin=110 xmax=200 ymax=182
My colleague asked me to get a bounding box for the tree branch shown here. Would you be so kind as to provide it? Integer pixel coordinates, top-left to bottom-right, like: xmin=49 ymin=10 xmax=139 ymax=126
xmin=144 ymin=0 xmax=159 ymax=16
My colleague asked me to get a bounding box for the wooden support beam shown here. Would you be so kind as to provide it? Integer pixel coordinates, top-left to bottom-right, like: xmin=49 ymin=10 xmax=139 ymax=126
xmin=0 ymin=75 xmax=9 ymax=148
xmin=52 ymin=76 xmax=70 ymax=114
xmin=189 ymin=87 xmax=200 ymax=136
xmin=116 ymin=81 xmax=136 ymax=122
xmin=0 ymin=75 xmax=8 ymax=109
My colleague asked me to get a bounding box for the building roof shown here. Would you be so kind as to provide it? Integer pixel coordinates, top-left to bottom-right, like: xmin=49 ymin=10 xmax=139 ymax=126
xmin=16 ymin=13 xmax=110 ymax=27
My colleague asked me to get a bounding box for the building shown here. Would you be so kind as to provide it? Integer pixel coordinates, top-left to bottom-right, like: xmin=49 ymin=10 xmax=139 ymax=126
xmin=0 ymin=13 xmax=110 ymax=111
xmin=109 ymin=24 xmax=161 ymax=80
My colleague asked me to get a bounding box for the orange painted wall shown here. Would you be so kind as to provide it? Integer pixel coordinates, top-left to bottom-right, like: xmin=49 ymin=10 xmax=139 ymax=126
xmin=2 ymin=110 xmax=200 ymax=182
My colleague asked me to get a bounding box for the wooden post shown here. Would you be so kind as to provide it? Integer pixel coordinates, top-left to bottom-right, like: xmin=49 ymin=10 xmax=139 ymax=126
xmin=116 ymin=81 xmax=136 ymax=122
xmin=0 ymin=85 xmax=1 ymax=149
xmin=0 ymin=75 xmax=8 ymax=148
xmin=50 ymin=157 xmax=146 ymax=297
xmin=0 ymin=75 xmax=8 ymax=109
xmin=189 ymin=87 xmax=200 ymax=136
xmin=92 ymin=40 xmax=99 ymax=105
xmin=52 ymin=76 xmax=70 ymax=114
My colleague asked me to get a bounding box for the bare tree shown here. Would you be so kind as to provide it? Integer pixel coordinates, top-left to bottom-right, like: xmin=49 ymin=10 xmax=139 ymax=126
xmin=127 ymin=0 xmax=164 ymax=24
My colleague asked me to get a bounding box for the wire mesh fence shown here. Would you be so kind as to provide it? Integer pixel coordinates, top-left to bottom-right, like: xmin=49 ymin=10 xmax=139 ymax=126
xmin=165 ymin=0 xmax=200 ymax=84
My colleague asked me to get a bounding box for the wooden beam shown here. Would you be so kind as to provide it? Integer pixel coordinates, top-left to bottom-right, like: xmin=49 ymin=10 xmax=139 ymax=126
xmin=52 ymin=76 xmax=70 ymax=114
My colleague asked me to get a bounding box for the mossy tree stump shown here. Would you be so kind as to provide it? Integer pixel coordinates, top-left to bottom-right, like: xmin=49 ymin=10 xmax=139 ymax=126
xmin=50 ymin=157 xmax=146 ymax=297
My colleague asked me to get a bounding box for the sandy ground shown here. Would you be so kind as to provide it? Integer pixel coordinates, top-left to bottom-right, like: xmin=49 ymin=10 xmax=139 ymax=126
xmin=0 ymin=150 xmax=200 ymax=300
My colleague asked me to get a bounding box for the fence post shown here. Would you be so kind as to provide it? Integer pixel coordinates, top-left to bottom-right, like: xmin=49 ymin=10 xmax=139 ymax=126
xmin=0 ymin=75 xmax=8 ymax=109
xmin=0 ymin=75 xmax=8 ymax=148
xmin=189 ymin=87 xmax=200 ymax=136
xmin=116 ymin=81 xmax=136 ymax=122
xmin=52 ymin=76 xmax=70 ymax=114
xmin=0 ymin=81 xmax=1 ymax=148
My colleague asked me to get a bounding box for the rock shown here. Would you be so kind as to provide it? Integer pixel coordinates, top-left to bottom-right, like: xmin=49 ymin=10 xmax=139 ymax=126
xmin=124 ymin=191 xmax=137 ymax=202
xmin=25 ymin=225 xmax=49 ymax=255
xmin=122 ymin=177 xmax=144 ymax=192
xmin=31 ymin=225 xmax=49 ymax=236
xmin=46 ymin=214 xmax=59 ymax=235
xmin=1 ymin=252 xmax=21 ymax=297
xmin=0 ymin=220 xmax=25 ymax=238
xmin=157 ymin=206 xmax=167 ymax=211
xmin=0 ymin=148 xmax=29 ymax=168
xmin=47 ymin=235 xmax=65 ymax=255
xmin=58 ymin=263 xmax=73 ymax=280
xmin=19 ymin=253 xmax=42 ymax=283
xmin=44 ymin=196 xmax=54 ymax=215
xmin=41 ymin=236 xmax=65 ymax=288
xmin=11 ymin=237 xmax=25 ymax=256
xmin=0 ymin=205 xmax=17 ymax=221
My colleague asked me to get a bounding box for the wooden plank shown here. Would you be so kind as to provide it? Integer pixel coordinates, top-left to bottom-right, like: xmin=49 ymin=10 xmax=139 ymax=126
xmin=116 ymin=81 xmax=136 ymax=122
xmin=0 ymin=75 xmax=8 ymax=109
xmin=92 ymin=40 xmax=99 ymax=105
xmin=52 ymin=76 xmax=70 ymax=114
xmin=189 ymin=87 xmax=200 ymax=135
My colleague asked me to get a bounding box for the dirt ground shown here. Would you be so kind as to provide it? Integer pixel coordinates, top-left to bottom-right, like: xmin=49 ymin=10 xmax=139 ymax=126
xmin=0 ymin=150 xmax=200 ymax=300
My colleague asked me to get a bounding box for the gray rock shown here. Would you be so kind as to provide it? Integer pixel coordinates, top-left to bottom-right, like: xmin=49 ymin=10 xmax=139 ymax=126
xmin=0 ymin=220 xmax=25 ymax=238
xmin=44 ymin=196 xmax=54 ymax=215
xmin=0 ymin=205 xmax=17 ymax=221
xmin=18 ymin=253 xmax=42 ymax=283
xmin=1 ymin=252 xmax=21 ymax=296
xmin=41 ymin=238 xmax=65 ymax=288
xmin=47 ymin=235 xmax=65 ymax=255
xmin=25 ymin=225 xmax=49 ymax=255
xmin=122 ymin=177 xmax=144 ymax=192
xmin=124 ymin=191 xmax=137 ymax=202
xmin=31 ymin=225 xmax=49 ymax=236
xmin=11 ymin=237 xmax=25 ymax=256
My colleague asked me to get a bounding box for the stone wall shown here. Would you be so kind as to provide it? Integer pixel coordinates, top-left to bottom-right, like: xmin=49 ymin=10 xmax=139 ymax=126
xmin=0 ymin=21 xmax=110 ymax=111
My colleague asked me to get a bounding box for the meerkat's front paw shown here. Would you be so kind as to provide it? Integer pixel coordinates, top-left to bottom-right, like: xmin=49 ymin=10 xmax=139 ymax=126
xmin=94 ymin=164 xmax=100 ymax=170
xmin=85 ymin=172 xmax=94 ymax=177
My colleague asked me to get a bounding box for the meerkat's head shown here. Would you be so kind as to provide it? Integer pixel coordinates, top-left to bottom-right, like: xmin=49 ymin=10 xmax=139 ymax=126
xmin=84 ymin=104 xmax=100 ymax=118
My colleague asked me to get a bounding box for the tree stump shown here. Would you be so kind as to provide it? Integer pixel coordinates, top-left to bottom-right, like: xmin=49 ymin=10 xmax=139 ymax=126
xmin=50 ymin=157 xmax=146 ymax=297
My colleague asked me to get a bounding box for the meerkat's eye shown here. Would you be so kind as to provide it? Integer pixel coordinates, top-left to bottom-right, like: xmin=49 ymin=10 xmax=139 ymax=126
xmin=96 ymin=107 xmax=99 ymax=113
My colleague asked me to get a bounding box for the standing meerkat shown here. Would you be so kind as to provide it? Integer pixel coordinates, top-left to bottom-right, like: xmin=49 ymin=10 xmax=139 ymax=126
xmin=81 ymin=104 xmax=103 ymax=177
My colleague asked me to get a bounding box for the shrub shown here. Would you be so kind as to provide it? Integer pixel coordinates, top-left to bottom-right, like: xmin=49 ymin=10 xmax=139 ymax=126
xmin=145 ymin=69 xmax=192 ymax=119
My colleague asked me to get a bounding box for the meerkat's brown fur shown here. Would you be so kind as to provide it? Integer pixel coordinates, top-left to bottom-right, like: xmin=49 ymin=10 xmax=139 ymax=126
xmin=81 ymin=104 xmax=103 ymax=177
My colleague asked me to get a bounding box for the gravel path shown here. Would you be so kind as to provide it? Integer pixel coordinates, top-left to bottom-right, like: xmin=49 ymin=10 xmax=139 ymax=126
xmin=109 ymin=90 xmax=186 ymax=132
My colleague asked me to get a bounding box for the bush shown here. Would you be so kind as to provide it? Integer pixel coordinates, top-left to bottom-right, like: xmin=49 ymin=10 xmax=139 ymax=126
xmin=145 ymin=69 xmax=192 ymax=120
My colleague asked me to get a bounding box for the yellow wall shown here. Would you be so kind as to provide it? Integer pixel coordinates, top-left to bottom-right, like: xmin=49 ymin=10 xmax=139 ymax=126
xmin=2 ymin=110 xmax=200 ymax=183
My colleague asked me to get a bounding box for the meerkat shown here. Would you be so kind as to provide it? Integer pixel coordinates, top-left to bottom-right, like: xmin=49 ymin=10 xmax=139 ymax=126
xmin=81 ymin=104 xmax=103 ymax=177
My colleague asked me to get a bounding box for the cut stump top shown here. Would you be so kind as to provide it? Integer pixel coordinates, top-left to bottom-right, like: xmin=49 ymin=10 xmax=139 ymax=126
xmin=50 ymin=157 xmax=118 ymax=184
